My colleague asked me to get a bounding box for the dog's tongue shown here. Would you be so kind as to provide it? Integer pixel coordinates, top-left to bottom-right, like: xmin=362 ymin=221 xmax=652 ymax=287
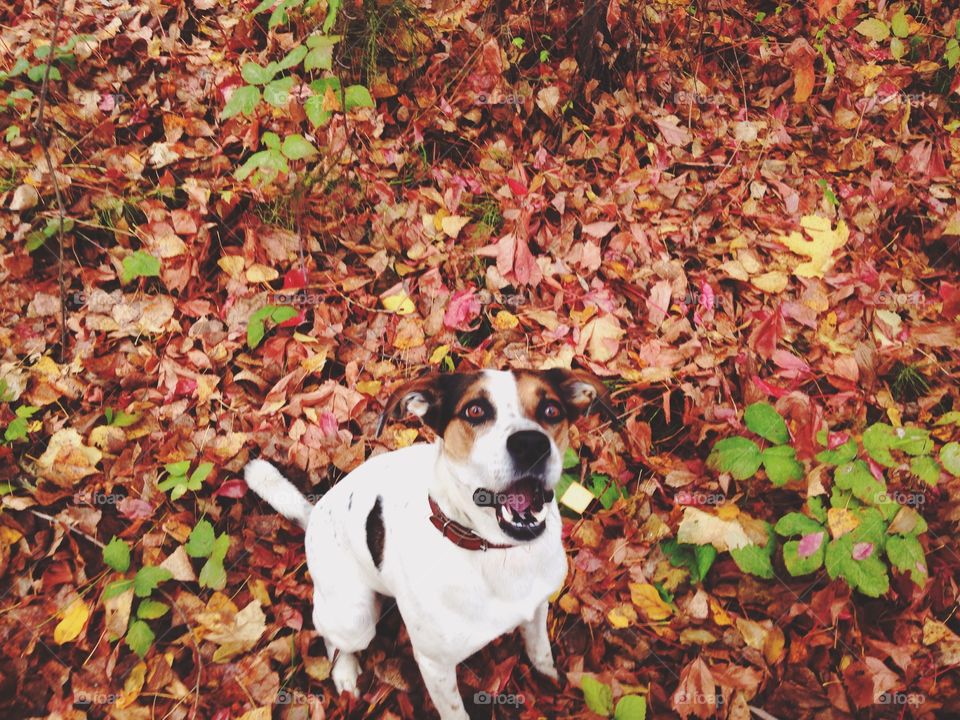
xmin=505 ymin=487 xmax=533 ymax=513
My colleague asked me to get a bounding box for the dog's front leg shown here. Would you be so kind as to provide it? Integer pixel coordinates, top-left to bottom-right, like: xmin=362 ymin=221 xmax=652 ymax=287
xmin=414 ymin=650 xmax=468 ymax=720
xmin=520 ymin=601 xmax=559 ymax=681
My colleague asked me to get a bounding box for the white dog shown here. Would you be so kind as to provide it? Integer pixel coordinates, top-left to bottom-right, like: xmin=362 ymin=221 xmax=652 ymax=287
xmin=244 ymin=368 xmax=612 ymax=719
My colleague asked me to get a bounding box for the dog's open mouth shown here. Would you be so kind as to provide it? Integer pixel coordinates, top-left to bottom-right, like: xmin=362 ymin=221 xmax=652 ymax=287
xmin=474 ymin=478 xmax=553 ymax=540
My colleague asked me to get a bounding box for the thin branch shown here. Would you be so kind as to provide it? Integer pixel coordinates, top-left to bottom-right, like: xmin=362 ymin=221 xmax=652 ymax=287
xmin=31 ymin=0 xmax=70 ymax=363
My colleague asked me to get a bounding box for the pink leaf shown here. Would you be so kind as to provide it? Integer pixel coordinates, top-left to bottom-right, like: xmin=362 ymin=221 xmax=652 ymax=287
xmin=827 ymin=431 xmax=850 ymax=450
xmin=443 ymin=288 xmax=482 ymax=331
xmin=852 ymin=542 xmax=874 ymax=561
xmin=215 ymin=479 xmax=248 ymax=499
xmin=118 ymin=498 xmax=154 ymax=521
xmin=798 ymin=531 xmax=825 ymax=558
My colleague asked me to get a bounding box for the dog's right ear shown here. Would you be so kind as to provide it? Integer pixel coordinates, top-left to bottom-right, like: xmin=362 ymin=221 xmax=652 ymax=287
xmin=376 ymin=374 xmax=453 ymax=438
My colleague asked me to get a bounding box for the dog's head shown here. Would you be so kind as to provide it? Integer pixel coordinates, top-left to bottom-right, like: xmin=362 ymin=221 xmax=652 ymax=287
xmin=377 ymin=369 xmax=615 ymax=542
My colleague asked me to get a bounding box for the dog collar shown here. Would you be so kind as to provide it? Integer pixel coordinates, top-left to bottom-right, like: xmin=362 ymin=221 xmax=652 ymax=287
xmin=427 ymin=496 xmax=514 ymax=551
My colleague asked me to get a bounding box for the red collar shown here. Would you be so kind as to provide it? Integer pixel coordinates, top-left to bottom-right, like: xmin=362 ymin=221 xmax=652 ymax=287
xmin=428 ymin=496 xmax=514 ymax=551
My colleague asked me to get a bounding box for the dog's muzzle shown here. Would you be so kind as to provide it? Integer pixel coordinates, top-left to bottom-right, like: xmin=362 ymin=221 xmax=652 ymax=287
xmin=473 ymin=478 xmax=553 ymax=541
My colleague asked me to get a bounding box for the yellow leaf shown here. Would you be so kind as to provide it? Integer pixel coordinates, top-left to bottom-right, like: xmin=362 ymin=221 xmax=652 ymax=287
xmin=356 ymin=380 xmax=382 ymax=396
xmin=559 ymin=481 xmax=594 ymax=513
xmin=429 ymin=344 xmax=450 ymax=364
xmin=709 ymin=597 xmax=733 ymax=626
xmin=245 ymin=264 xmax=279 ymax=283
xmin=440 ymin=215 xmax=470 ymax=238
xmin=629 ymin=582 xmax=673 ymax=620
xmin=116 ymin=662 xmax=146 ymax=709
xmin=608 ymin=604 xmax=638 ymax=628
xmin=491 ymin=310 xmax=519 ymax=330
xmin=54 ymin=598 xmax=90 ymax=644
xmin=394 ymin=428 xmax=419 ymax=448
xmin=827 ymin=507 xmax=860 ymax=539
xmin=751 ymin=271 xmax=789 ymax=294
xmin=236 ymin=709 xmax=271 ymax=720
xmin=301 ymin=351 xmax=327 ymax=374
xmin=777 ymin=216 xmax=849 ymax=278
xmin=0 ymin=526 xmax=23 ymax=545
xmin=382 ymin=292 xmax=415 ymax=315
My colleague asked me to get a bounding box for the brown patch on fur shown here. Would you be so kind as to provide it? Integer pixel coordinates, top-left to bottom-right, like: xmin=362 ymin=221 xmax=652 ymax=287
xmin=514 ymin=371 xmax=570 ymax=452
xmin=441 ymin=375 xmax=491 ymax=462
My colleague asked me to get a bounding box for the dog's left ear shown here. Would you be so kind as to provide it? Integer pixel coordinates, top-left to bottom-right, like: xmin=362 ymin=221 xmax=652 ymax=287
xmin=376 ymin=374 xmax=470 ymax=437
xmin=543 ymin=369 xmax=619 ymax=425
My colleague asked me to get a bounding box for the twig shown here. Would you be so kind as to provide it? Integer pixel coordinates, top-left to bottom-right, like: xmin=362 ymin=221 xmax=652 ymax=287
xmin=29 ymin=509 xmax=105 ymax=549
xmin=31 ymin=0 xmax=70 ymax=363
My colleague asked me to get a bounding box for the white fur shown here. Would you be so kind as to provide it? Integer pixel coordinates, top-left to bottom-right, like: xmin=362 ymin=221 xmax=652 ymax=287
xmin=244 ymin=371 xmax=568 ymax=720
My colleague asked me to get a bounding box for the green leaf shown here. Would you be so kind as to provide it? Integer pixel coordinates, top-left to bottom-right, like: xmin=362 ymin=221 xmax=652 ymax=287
xmin=133 ymin=566 xmax=172 ymax=598
xmin=935 ymin=411 xmax=960 ymax=426
xmin=277 ymin=45 xmax=309 ymax=71
xmin=614 ymin=695 xmax=647 ymax=720
xmin=322 ymin=0 xmax=341 ymax=33
xmin=264 ymin=76 xmax=294 ymax=107
xmin=940 ymin=442 xmax=960 ymax=476
xmin=707 ymin=437 xmax=762 ymax=480
xmin=121 ymin=250 xmax=160 ymax=283
xmin=581 ymin=675 xmax=613 ymax=717
xmin=774 ymin=512 xmax=824 ymax=536
xmin=783 ymin=537 xmax=825 ymax=576
xmin=854 ymin=18 xmax=890 ymax=42
xmin=841 ymin=552 xmax=889 ymax=597
xmin=588 ymin=473 xmax=623 ymax=510
xmin=221 ymin=84 xmax=260 ymax=119
xmin=834 ymin=460 xmax=885 ymax=504
xmin=891 ymin=9 xmax=910 ymax=38
xmin=189 ymin=462 xmax=214 ymax=486
xmin=886 ymin=534 xmax=926 ymax=585
xmin=107 ymin=409 xmax=138 ymax=427
xmin=761 ymin=445 xmax=803 ymax=486
xmin=344 ymin=84 xmax=374 ymax=110
xmin=125 ymin=619 xmax=155 ymax=658
xmin=186 ymin=519 xmax=216 ymax=558
xmin=104 ymin=578 xmax=134 ymax=599
xmin=744 ymin=402 xmax=789 ymax=444
xmin=4 ymin=417 xmax=29 ymax=443
xmin=103 ymin=536 xmax=131 ymax=573
xmin=862 ymin=423 xmax=896 ymax=467
xmin=251 ymin=0 xmax=275 ymax=13
xmin=165 ymin=460 xmax=191 ymax=477
xmin=890 ymin=427 xmax=932 ymax=456
xmin=304 ymin=36 xmax=339 ymax=71
xmin=199 ymin=556 xmax=227 ymax=590
xmin=241 ymin=61 xmax=278 ymax=85
xmin=136 ymin=599 xmax=169 ymax=619
xmin=281 ymin=134 xmax=317 ymax=160
xmin=946 ymin=39 xmax=960 ymax=69
xmin=694 ymin=544 xmax=717 ymax=581
xmin=305 ymin=95 xmax=332 ymax=127
xmin=730 ymin=543 xmax=775 ymax=579
xmin=910 ymin=455 xmax=941 ymax=485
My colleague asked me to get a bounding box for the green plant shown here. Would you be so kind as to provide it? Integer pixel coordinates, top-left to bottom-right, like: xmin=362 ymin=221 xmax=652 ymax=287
xmin=247 ymin=304 xmax=299 ymax=348
xmin=104 ymin=407 xmax=138 ymax=427
xmin=186 ymin=519 xmax=231 ymax=590
xmin=556 ymin=448 xmax=627 ymax=512
xmin=581 ymin=675 xmax=647 ymax=719
xmin=158 ymin=461 xmax=214 ymax=501
xmin=26 ymin=217 xmax=74 ymax=253
xmin=121 ymin=250 xmax=161 ymax=283
xmin=234 ymin=131 xmax=317 ymax=184
xmin=103 ymin=537 xmax=173 ymax=658
xmin=4 ymin=404 xmax=38 ymax=443
xmin=703 ymin=403 xmax=957 ymax=597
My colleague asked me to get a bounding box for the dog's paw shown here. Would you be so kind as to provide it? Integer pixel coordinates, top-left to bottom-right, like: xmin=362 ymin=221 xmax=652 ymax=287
xmin=331 ymin=653 xmax=361 ymax=697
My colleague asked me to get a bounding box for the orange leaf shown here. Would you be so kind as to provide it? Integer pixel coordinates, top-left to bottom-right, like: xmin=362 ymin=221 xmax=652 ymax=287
xmin=794 ymin=59 xmax=815 ymax=103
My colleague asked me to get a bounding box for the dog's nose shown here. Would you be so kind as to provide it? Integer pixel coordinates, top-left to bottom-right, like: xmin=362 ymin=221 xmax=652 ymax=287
xmin=507 ymin=430 xmax=551 ymax=470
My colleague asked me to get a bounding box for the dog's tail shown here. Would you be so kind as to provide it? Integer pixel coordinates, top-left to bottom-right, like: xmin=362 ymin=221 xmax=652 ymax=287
xmin=244 ymin=459 xmax=313 ymax=529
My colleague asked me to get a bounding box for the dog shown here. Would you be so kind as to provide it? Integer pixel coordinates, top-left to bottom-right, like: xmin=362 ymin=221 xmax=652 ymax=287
xmin=244 ymin=368 xmax=613 ymax=719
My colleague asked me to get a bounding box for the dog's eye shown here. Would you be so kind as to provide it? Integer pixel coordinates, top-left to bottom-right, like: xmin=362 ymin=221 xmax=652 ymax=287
xmin=462 ymin=401 xmax=489 ymax=423
xmin=539 ymin=400 xmax=565 ymax=423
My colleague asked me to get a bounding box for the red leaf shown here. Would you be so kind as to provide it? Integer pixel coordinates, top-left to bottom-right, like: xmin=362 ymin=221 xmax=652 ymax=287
xmin=215 ymin=479 xmax=248 ymax=499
